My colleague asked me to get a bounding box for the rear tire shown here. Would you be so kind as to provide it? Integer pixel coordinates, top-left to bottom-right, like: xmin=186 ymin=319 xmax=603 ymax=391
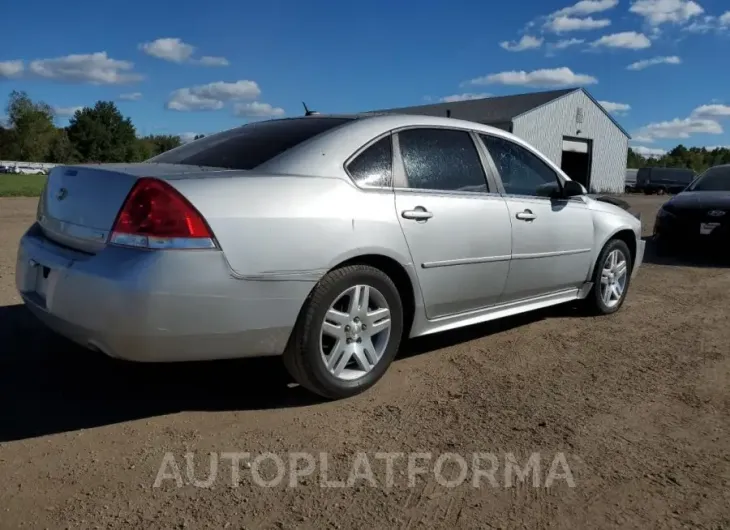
xmin=283 ymin=265 xmax=404 ymax=400
xmin=584 ymin=239 xmax=633 ymax=315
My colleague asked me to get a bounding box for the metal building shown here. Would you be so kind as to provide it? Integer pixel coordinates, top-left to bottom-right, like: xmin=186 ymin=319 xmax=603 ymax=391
xmin=370 ymin=88 xmax=631 ymax=193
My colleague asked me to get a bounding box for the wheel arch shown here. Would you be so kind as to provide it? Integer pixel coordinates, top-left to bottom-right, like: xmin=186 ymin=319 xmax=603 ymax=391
xmin=587 ymin=228 xmax=638 ymax=280
xmin=328 ymin=253 xmax=420 ymax=337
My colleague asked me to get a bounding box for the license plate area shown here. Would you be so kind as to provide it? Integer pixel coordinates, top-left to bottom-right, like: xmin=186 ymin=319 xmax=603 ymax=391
xmin=700 ymin=222 xmax=721 ymax=235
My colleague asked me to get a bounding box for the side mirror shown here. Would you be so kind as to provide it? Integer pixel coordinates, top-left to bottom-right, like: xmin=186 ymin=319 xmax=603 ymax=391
xmin=562 ymin=180 xmax=585 ymax=198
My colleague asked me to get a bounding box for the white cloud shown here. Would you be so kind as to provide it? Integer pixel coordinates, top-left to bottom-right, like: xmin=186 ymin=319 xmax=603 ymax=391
xmin=591 ymin=31 xmax=652 ymax=49
xmin=179 ymin=132 xmax=199 ymax=143
xmin=0 ymin=60 xmax=24 ymax=79
xmin=545 ymin=15 xmax=611 ymax=32
xmin=439 ymin=93 xmax=492 ymax=102
xmin=553 ymin=0 xmax=619 ymax=16
xmin=53 ymin=106 xmax=83 ymax=118
xmin=119 ymin=92 xmax=143 ymax=101
xmin=632 ymin=145 xmax=667 ymax=157
xmin=28 ymin=52 xmax=142 ymax=84
xmin=683 ymin=16 xmax=719 ymax=33
xmin=139 ymin=38 xmax=195 ymax=63
xmin=629 ymin=0 xmax=704 ymax=26
xmin=139 ymin=38 xmax=229 ymax=66
xmin=627 ymin=55 xmax=681 ymax=70
xmin=233 ymin=102 xmax=286 ymax=118
xmin=500 ymin=35 xmax=544 ymax=51
xmin=195 ymin=56 xmax=230 ymax=67
xmin=705 ymin=145 xmax=730 ymax=150
xmin=635 ymin=117 xmax=723 ymax=140
xmin=721 ymin=12 xmax=730 ymax=25
xmin=552 ymin=38 xmax=586 ymax=49
xmin=632 ymin=135 xmax=655 ymax=143
xmin=691 ymin=104 xmax=730 ymax=119
xmin=167 ymin=80 xmax=261 ymax=111
xmin=466 ymin=67 xmax=597 ymax=88
xmin=599 ymin=100 xmax=631 ymax=115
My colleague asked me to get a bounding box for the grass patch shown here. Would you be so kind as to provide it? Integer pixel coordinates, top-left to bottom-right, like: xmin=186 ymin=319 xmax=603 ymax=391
xmin=0 ymin=173 xmax=47 ymax=197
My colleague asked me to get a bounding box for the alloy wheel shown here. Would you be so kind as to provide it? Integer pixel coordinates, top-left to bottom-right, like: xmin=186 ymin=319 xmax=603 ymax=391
xmin=319 ymin=284 xmax=392 ymax=381
xmin=600 ymin=249 xmax=628 ymax=309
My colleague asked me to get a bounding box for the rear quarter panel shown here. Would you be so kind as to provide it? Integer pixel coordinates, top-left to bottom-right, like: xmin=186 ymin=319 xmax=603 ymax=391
xmin=169 ymin=175 xmax=414 ymax=281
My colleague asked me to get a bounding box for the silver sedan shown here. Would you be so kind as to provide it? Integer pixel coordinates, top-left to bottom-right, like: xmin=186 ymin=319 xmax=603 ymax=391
xmin=16 ymin=114 xmax=645 ymax=399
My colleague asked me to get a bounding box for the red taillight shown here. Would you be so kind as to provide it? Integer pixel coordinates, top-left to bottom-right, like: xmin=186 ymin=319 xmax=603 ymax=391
xmin=110 ymin=178 xmax=217 ymax=249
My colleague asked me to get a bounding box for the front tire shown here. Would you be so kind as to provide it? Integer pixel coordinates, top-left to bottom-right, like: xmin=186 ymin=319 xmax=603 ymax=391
xmin=585 ymin=239 xmax=633 ymax=315
xmin=283 ymin=265 xmax=404 ymax=399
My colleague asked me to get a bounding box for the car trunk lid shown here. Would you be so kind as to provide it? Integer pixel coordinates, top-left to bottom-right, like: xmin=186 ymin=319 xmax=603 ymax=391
xmin=38 ymin=163 xmax=225 ymax=253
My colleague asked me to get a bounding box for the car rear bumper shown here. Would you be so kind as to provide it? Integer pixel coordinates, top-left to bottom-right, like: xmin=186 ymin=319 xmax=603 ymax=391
xmin=16 ymin=224 xmax=314 ymax=362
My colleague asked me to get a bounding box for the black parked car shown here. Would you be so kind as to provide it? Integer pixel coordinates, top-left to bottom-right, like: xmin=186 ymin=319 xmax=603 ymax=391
xmin=637 ymin=167 xmax=696 ymax=195
xmin=653 ymin=164 xmax=730 ymax=251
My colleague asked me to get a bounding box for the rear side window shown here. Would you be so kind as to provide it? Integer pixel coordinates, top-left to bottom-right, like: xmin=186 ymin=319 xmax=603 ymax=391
xmin=397 ymin=128 xmax=488 ymax=193
xmin=648 ymin=168 xmax=695 ymax=183
xmin=346 ymin=136 xmax=392 ymax=188
xmin=637 ymin=168 xmax=651 ymax=183
xmin=148 ymin=117 xmax=354 ymax=170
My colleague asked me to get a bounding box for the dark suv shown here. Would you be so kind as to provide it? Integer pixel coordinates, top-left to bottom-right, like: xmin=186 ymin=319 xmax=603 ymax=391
xmin=636 ymin=167 xmax=696 ymax=195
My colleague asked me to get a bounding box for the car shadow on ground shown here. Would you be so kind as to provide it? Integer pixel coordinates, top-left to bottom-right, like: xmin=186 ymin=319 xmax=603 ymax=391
xmin=642 ymin=236 xmax=730 ymax=268
xmin=0 ymin=301 xmax=582 ymax=442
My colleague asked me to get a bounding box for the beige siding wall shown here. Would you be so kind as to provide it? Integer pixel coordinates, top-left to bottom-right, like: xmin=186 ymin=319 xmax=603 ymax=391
xmin=512 ymin=90 xmax=628 ymax=193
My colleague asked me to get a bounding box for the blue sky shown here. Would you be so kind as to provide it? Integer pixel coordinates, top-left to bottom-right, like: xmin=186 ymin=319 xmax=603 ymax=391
xmin=1 ymin=0 xmax=730 ymax=156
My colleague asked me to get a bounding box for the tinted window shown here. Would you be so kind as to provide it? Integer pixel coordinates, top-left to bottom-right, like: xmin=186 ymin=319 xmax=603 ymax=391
xmin=148 ymin=117 xmax=354 ymax=170
xmin=346 ymin=136 xmax=392 ymax=187
xmin=480 ymin=134 xmax=559 ymax=197
xmin=652 ymin=168 xmax=695 ymax=183
xmin=398 ymin=128 xmax=488 ymax=193
xmin=687 ymin=166 xmax=730 ymax=191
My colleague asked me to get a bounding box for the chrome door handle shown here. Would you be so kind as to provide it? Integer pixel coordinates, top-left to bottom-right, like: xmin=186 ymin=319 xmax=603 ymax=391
xmin=515 ymin=210 xmax=537 ymax=221
xmin=402 ymin=208 xmax=433 ymax=221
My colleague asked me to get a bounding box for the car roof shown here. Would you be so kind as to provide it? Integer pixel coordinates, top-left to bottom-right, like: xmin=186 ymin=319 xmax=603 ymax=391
xmin=256 ymin=113 xmax=566 ymax=180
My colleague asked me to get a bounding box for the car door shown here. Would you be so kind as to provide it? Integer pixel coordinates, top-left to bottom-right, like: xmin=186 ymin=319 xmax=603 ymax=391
xmin=393 ymin=127 xmax=512 ymax=319
xmin=478 ymin=133 xmax=594 ymax=303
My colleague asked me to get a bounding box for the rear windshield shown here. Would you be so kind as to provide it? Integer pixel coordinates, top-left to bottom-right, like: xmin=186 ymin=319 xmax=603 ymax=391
xmin=687 ymin=166 xmax=730 ymax=191
xmin=148 ymin=117 xmax=354 ymax=170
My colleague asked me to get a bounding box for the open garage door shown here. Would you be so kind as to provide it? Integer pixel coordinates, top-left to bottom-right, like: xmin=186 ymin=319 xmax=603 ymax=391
xmin=561 ymin=137 xmax=592 ymax=189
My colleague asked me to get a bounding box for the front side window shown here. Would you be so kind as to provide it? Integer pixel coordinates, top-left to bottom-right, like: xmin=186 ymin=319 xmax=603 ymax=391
xmin=397 ymin=128 xmax=488 ymax=193
xmin=346 ymin=136 xmax=392 ymax=188
xmin=480 ymin=134 xmax=560 ymax=197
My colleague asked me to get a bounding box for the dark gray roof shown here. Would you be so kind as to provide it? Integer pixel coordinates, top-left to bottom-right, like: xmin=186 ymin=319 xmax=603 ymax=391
xmin=369 ymin=88 xmax=575 ymax=124
xmin=366 ymin=88 xmax=631 ymax=139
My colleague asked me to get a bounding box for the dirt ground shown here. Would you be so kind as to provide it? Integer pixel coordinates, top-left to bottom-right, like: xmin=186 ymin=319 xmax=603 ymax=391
xmin=0 ymin=195 xmax=728 ymax=530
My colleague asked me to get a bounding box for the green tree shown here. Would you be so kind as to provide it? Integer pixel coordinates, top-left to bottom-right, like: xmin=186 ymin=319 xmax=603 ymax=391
xmin=628 ymin=145 xmax=730 ymax=174
xmin=5 ymin=90 xmax=56 ymax=161
xmin=47 ymin=128 xmax=77 ymax=164
xmin=148 ymin=134 xmax=182 ymax=155
xmin=627 ymin=147 xmax=647 ymax=169
xmin=131 ymin=134 xmax=182 ymax=161
xmin=0 ymin=125 xmax=13 ymax=159
xmin=66 ymin=101 xmax=137 ymax=163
